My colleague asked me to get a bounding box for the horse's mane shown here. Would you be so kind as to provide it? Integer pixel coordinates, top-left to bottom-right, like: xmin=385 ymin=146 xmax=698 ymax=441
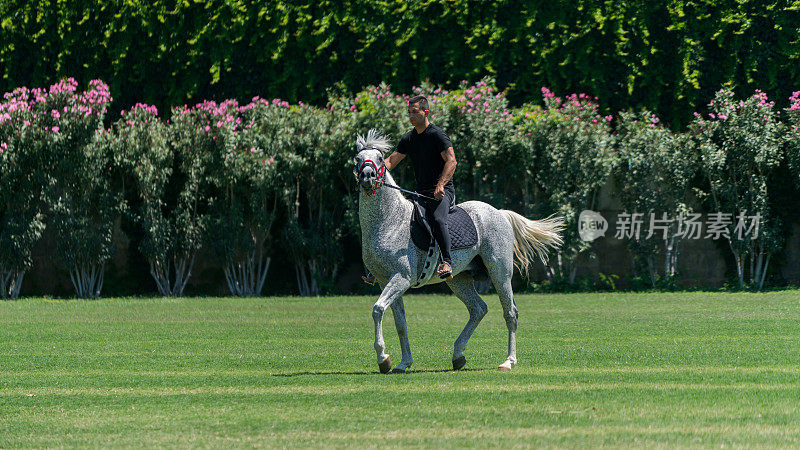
xmin=356 ymin=129 xmax=392 ymax=154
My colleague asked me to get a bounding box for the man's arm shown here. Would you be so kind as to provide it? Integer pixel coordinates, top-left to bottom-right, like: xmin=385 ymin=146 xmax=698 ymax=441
xmin=385 ymin=151 xmax=406 ymax=171
xmin=434 ymin=146 xmax=457 ymax=200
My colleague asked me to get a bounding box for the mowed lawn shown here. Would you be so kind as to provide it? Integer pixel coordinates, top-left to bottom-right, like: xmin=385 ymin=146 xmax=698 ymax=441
xmin=2 ymin=291 xmax=800 ymax=447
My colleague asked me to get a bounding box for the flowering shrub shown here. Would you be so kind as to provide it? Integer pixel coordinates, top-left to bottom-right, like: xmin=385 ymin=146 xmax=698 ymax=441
xmin=0 ymin=88 xmax=46 ymax=298
xmin=4 ymin=74 xmax=800 ymax=296
xmin=351 ymin=83 xmax=408 ymax=140
xmin=519 ymin=88 xmax=616 ymax=284
xmin=109 ymin=103 xmax=177 ymax=296
xmin=786 ymin=91 xmax=800 ymax=181
xmin=616 ymin=110 xmax=696 ymax=287
xmin=46 ymin=79 xmax=116 ymax=298
xmin=0 ymin=78 xmax=113 ymax=298
xmin=279 ymin=101 xmax=353 ymax=296
xmin=691 ymin=84 xmax=785 ymax=289
xmin=138 ymin=99 xmax=244 ymax=296
xmin=434 ymin=79 xmax=522 ymax=209
xmin=204 ymin=98 xmax=287 ymax=296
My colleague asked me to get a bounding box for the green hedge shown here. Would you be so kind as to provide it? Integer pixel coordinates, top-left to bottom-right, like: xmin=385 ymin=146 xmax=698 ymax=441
xmin=1 ymin=1 xmax=799 ymax=128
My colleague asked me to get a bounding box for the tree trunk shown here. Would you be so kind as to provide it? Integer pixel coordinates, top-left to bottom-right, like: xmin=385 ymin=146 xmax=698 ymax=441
xmin=69 ymin=262 xmax=105 ymax=299
xmin=148 ymin=255 xmax=195 ymax=296
xmin=225 ymin=254 xmax=272 ymax=296
xmin=729 ymin=242 xmax=744 ymax=289
xmin=0 ymin=267 xmax=25 ymax=299
xmin=295 ymin=264 xmax=313 ymax=297
xmin=758 ymin=254 xmax=771 ymax=290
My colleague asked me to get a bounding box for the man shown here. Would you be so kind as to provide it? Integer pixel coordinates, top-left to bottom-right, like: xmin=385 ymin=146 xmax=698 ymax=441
xmin=385 ymin=95 xmax=458 ymax=279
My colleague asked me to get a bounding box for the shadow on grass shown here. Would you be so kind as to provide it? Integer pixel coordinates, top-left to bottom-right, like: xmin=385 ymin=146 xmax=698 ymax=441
xmin=271 ymin=368 xmax=487 ymax=377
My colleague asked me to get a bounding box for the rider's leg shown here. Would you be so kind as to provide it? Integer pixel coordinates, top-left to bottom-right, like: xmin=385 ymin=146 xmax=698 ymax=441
xmin=428 ymin=192 xmax=453 ymax=274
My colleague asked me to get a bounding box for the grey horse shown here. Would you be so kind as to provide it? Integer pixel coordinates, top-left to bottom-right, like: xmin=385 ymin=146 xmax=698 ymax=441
xmin=355 ymin=130 xmax=564 ymax=373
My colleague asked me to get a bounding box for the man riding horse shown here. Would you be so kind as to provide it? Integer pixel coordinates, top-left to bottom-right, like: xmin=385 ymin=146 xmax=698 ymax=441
xmin=365 ymin=95 xmax=457 ymax=282
xmin=355 ymin=127 xmax=564 ymax=372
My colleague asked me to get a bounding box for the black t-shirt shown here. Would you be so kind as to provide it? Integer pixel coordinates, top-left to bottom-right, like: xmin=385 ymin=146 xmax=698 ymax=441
xmin=396 ymin=124 xmax=454 ymax=194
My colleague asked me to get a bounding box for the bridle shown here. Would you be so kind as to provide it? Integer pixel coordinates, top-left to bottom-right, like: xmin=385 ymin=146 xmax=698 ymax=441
xmin=358 ymin=159 xmax=386 ymax=196
xmin=356 ymin=149 xmax=386 ymax=197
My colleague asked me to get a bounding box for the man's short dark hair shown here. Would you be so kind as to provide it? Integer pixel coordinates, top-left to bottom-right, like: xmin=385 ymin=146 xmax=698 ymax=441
xmin=408 ymin=95 xmax=430 ymax=111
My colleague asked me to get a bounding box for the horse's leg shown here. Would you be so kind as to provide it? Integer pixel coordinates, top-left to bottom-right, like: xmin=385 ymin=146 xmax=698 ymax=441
xmin=482 ymin=247 xmax=518 ymax=372
xmin=373 ymin=273 xmax=411 ymax=373
xmin=446 ymin=273 xmax=488 ymax=370
xmin=389 ymin=296 xmax=413 ymax=373
xmin=490 ymin=274 xmax=518 ymax=371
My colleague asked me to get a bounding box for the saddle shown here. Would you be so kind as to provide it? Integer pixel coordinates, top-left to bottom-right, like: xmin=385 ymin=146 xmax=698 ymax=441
xmin=402 ymin=194 xmax=486 ymax=288
xmin=408 ymin=196 xmax=478 ymax=251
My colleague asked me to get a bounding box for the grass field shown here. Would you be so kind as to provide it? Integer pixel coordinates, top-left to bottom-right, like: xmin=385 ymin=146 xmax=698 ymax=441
xmin=2 ymin=291 xmax=800 ymax=447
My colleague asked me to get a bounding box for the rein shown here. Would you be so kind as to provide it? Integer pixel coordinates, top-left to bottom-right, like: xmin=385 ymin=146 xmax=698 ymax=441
xmin=382 ymin=182 xmax=436 ymax=201
xmin=358 ymin=158 xmax=436 ymax=201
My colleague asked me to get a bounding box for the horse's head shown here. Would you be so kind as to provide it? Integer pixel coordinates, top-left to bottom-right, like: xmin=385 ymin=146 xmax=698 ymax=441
xmin=354 ymin=129 xmax=392 ymax=196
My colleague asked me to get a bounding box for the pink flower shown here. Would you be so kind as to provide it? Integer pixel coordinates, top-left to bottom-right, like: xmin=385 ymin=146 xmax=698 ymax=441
xmin=52 ymin=126 xmax=59 ymax=133
xmin=250 ymin=148 xmax=256 ymax=153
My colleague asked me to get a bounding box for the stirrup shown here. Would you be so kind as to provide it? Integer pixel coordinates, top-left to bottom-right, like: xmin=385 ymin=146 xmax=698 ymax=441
xmin=437 ymin=263 xmax=453 ymax=280
xmin=361 ymin=272 xmax=376 ymax=285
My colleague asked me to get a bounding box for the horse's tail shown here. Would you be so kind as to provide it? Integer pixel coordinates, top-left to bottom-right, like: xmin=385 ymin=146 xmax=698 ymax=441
xmin=499 ymin=210 xmax=564 ymax=277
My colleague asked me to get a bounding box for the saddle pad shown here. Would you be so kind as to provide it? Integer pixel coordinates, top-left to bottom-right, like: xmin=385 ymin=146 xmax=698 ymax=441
xmin=411 ymin=205 xmax=478 ymax=251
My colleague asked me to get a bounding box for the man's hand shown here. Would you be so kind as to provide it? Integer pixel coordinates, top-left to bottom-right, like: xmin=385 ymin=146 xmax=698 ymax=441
xmin=434 ymin=146 xmax=457 ymax=201
xmin=434 ymin=183 xmax=445 ymax=200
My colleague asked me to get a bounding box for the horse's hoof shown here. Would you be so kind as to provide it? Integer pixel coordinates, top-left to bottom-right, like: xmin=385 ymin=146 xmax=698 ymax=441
xmin=498 ymin=360 xmax=515 ymax=372
xmin=452 ymin=355 xmax=467 ymax=371
xmin=391 ymin=367 xmax=406 ymax=374
xmin=378 ymin=356 xmax=392 ymax=374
